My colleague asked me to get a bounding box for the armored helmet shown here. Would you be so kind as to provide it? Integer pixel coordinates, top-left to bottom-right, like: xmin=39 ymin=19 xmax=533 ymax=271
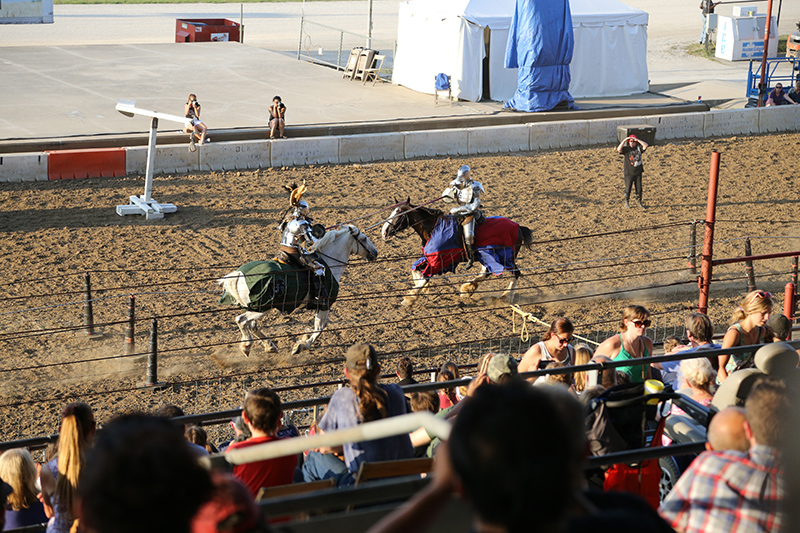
xmin=456 ymin=165 xmax=472 ymax=183
xmin=295 ymin=199 xmax=310 ymax=216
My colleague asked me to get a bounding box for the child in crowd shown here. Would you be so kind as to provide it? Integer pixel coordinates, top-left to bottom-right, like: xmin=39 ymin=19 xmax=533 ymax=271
xmin=225 ymin=388 xmax=297 ymax=498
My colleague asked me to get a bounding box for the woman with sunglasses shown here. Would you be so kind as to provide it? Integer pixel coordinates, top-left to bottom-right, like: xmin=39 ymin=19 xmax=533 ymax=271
xmin=597 ymin=305 xmax=653 ymax=383
xmin=518 ymin=318 xmax=575 ymax=377
xmin=718 ymin=290 xmax=773 ymax=383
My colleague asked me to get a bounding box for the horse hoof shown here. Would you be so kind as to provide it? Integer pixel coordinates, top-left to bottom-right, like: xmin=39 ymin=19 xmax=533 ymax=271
xmin=239 ymin=343 xmax=251 ymax=357
xmin=401 ymin=297 xmax=416 ymax=307
xmin=459 ymin=283 xmax=476 ymax=295
xmin=291 ymin=343 xmax=307 ymax=355
xmin=266 ymin=342 xmax=278 ymax=353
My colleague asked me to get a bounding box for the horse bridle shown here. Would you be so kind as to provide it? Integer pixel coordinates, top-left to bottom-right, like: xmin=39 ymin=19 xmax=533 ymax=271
xmin=347 ymin=225 xmax=377 ymax=260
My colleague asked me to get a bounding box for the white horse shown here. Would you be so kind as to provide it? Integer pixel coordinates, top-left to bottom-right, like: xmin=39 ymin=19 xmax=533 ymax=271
xmin=218 ymin=225 xmax=378 ymax=355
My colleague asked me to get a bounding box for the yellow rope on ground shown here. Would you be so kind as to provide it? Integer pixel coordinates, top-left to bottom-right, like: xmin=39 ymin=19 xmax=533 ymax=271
xmin=509 ymin=304 xmax=600 ymax=347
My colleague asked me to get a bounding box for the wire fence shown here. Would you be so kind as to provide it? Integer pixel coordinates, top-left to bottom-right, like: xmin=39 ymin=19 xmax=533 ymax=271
xmin=297 ymin=19 xmax=395 ymax=75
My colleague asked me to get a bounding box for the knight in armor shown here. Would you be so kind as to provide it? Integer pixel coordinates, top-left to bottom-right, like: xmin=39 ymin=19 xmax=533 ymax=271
xmin=277 ymin=183 xmax=328 ymax=304
xmin=442 ymin=165 xmax=485 ymax=268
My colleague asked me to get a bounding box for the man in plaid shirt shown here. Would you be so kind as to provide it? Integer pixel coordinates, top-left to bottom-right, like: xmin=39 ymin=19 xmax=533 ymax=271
xmin=660 ymin=379 xmax=787 ymax=532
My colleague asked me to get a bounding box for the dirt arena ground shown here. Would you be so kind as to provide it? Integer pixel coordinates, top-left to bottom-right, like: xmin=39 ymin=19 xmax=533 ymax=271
xmin=1 ymin=132 xmax=798 ymax=441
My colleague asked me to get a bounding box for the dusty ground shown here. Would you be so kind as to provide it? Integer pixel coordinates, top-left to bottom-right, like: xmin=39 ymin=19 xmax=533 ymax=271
xmin=1 ymin=132 xmax=799 ymax=443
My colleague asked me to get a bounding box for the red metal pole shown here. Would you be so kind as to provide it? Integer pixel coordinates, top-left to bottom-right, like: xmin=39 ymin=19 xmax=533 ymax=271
xmin=757 ymin=0 xmax=775 ymax=107
xmin=784 ymin=283 xmax=795 ymax=330
xmin=699 ymin=151 xmax=720 ymax=315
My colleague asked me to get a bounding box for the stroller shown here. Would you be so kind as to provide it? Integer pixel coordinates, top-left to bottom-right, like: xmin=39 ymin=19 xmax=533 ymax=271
xmin=585 ymin=381 xmax=713 ymax=508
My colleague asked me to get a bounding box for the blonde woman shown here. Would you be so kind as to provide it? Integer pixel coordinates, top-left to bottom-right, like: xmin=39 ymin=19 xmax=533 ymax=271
xmin=596 ymin=305 xmax=653 ymax=383
xmin=0 ymin=448 xmax=48 ymax=529
xmin=718 ymin=290 xmax=773 ymax=383
xmin=40 ymin=402 xmax=96 ymax=533
xmin=572 ymin=343 xmax=594 ymax=394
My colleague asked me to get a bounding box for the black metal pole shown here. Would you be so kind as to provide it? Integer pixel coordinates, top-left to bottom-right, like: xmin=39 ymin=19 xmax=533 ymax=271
xmin=146 ymin=318 xmax=158 ymax=386
xmin=83 ymin=272 xmax=96 ymax=336
xmin=124 ymin=295 xmax=135 ymax=356
xmin=745 ymin=238 xmax=756 ymax=292
xmin=688 ymin=220 xmax=697 ymax=275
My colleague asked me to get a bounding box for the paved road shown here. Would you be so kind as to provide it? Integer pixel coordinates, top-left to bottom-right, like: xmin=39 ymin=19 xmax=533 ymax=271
xmin=1 ymin=0 xmax=797 ymax=141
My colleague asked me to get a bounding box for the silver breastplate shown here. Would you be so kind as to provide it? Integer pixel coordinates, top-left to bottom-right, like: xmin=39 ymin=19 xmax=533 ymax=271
xmin=280 ymin=218 xmax=313 ymax=249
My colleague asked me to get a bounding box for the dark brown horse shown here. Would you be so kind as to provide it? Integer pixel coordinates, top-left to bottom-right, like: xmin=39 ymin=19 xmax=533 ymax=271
xmin=381 ymin=199 xmax=533 ymax=306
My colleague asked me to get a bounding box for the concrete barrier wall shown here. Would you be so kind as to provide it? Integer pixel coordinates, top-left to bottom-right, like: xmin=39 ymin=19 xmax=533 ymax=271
xmin=404 ymin=129 xmax=469 ymax=158
xmin=200 ymin=140 xmax=270 ymax=171
xmin=529 ymin=120 xmax=590 ymax=150
xmin=758 ymin=105 xmax=800 ymax=134
xmin=703 ymin=108 xmax=759 ymax=137
xmin=645 ymin=113 xmax=705 ymax=139
xmin=6 ymin=108 xmax=800 ymax=182
xmin=587 ymin=117 xmax=646 ymax=146
xmin=339 ymin=133 xmax=404 ymax=164
xmin=271 ymin=136 xmax=339 ymax=167
xmin=468 ymin=124 xmax=529 ymax=154
xmin=0 ymin=152 xmax=48 ymax=182
xmin=126 ymin=145 xmax=199 ymax=176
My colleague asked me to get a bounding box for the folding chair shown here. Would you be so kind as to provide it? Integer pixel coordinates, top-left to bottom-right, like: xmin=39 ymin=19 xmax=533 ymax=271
xmin=434 ymin=73 xmax=451 ymax=106
xmin=343 ymin=47 xmax=363 ymax=80
xmin=354 ymin=49 xmax=377 ymax=82
xmin=362 ymin=54 xmax=386 ymax=86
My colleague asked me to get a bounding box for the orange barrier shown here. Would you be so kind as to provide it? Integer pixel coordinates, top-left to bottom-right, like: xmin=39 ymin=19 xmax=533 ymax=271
xmin=46 ymin=148 xmax=126 ymax=180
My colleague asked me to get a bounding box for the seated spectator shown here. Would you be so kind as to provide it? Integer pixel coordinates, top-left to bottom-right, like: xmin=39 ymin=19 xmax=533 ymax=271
xmin=435 ymin=370 xmax=457 ymax=409
xmin=706 ymin=406 xmax=749 ymax=452
xmin=573 ymin=343 xmax=594 ymax=395
xmin=268 ymin=96 xmax=287 ymax=139
xmin=652 ymin=335 xmax=689 ymax=390
xmin=589 ymin=354 xmax=620 ymax=389
xmin=155 ymin=404 xmax=208 ymax=457
xmin=660 ymin=378 xmax=788 ymax=532
xmin=440 ymin=362 xmax=466 ymax=401
xmin=765 ymin=313 xmax=800 ymax=361
xmin=217 ymin=416 xmax=251 ymax=453
xmin=671 ymin=357 xmax=715 ymax=415
xmin=596 ymin=306 xmax=653 ymax=383
xmin=40 ymin=402 xmax=96 ymax=533
xmin=225 ymin=388 xmax=297 ymax=498
xmin=183 ymin=93 xmax=209 ymax=145
xmin=409 ymin=390 xmax=439 ymax=415
xmin=396 ymin=357 xmax=417 ymax=388
xmin=788 ymin=80 xmax=800 ymax=102
xmin=191 ymin=470 xmax=269 ymax=533
xmin=719 ymin=291 xmax=773 ymax=383
xmin=766 ymin=83 xmax=797 ymax=106
xmin=0 ymin=448 xmax=48 ymax=530
xmin=518 ymin=317 xmax=575 ymax=376
xmin=534 ymin=360 xmax=576 ymax=395
xmin=301 ymin=343 xmax=413 ymax=486
xmin=367 ymin=382 xmax=673 ymax=533
xmin=78 ymin=414 xmax=213 ymax=533
xmin=185 ymin=426 xmax=218 ymax=454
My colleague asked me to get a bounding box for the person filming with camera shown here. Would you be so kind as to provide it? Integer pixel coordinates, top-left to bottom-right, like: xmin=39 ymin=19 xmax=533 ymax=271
xmin=183 ymin=93 xmax=209 ymax=145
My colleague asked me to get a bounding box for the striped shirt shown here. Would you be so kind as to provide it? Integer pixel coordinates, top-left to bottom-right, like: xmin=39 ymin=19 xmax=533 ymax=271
xmin=659 ymin=445 xmax=784 ymax=533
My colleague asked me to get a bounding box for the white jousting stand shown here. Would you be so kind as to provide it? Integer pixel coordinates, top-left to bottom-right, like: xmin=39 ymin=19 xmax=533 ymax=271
xmin=115 ymin=100 xmax=190 ymax=220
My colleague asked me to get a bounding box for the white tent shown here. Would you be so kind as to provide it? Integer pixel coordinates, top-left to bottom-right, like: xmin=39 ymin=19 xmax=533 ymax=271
xmin=392 ymin=0 xmax=649 ymax=102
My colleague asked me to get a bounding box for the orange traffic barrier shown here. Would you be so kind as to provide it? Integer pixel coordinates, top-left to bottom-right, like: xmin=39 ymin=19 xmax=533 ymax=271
xmin=46 ymin=148 xmax=126 ymax=180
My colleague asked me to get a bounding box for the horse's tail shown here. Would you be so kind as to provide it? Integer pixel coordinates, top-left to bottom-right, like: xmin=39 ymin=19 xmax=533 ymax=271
xmin=218 ymin=270 xmax=250 ymax=307
xmin=519 ymin=225 xmax=534 ymax=252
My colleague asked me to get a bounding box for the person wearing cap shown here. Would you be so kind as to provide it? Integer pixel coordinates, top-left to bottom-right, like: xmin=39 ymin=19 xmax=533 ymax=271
xmin=765 ymin=313 xmax=799 ymax=361
xmin=766 ymin=83 xmax=797 ymax=106
xmin=616 ymin=133 xmax=649 ymax=208
xmin=301 ymin=343 xmax=414 ymax=486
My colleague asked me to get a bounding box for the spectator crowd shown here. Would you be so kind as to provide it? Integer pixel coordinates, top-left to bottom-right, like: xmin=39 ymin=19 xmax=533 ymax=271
xmin=1 ymin=296 xmax=797 ymax=533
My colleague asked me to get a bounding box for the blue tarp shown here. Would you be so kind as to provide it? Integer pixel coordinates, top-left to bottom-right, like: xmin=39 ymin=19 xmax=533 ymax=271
xmin=503 ymin=0 xmax=576 ymax=112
